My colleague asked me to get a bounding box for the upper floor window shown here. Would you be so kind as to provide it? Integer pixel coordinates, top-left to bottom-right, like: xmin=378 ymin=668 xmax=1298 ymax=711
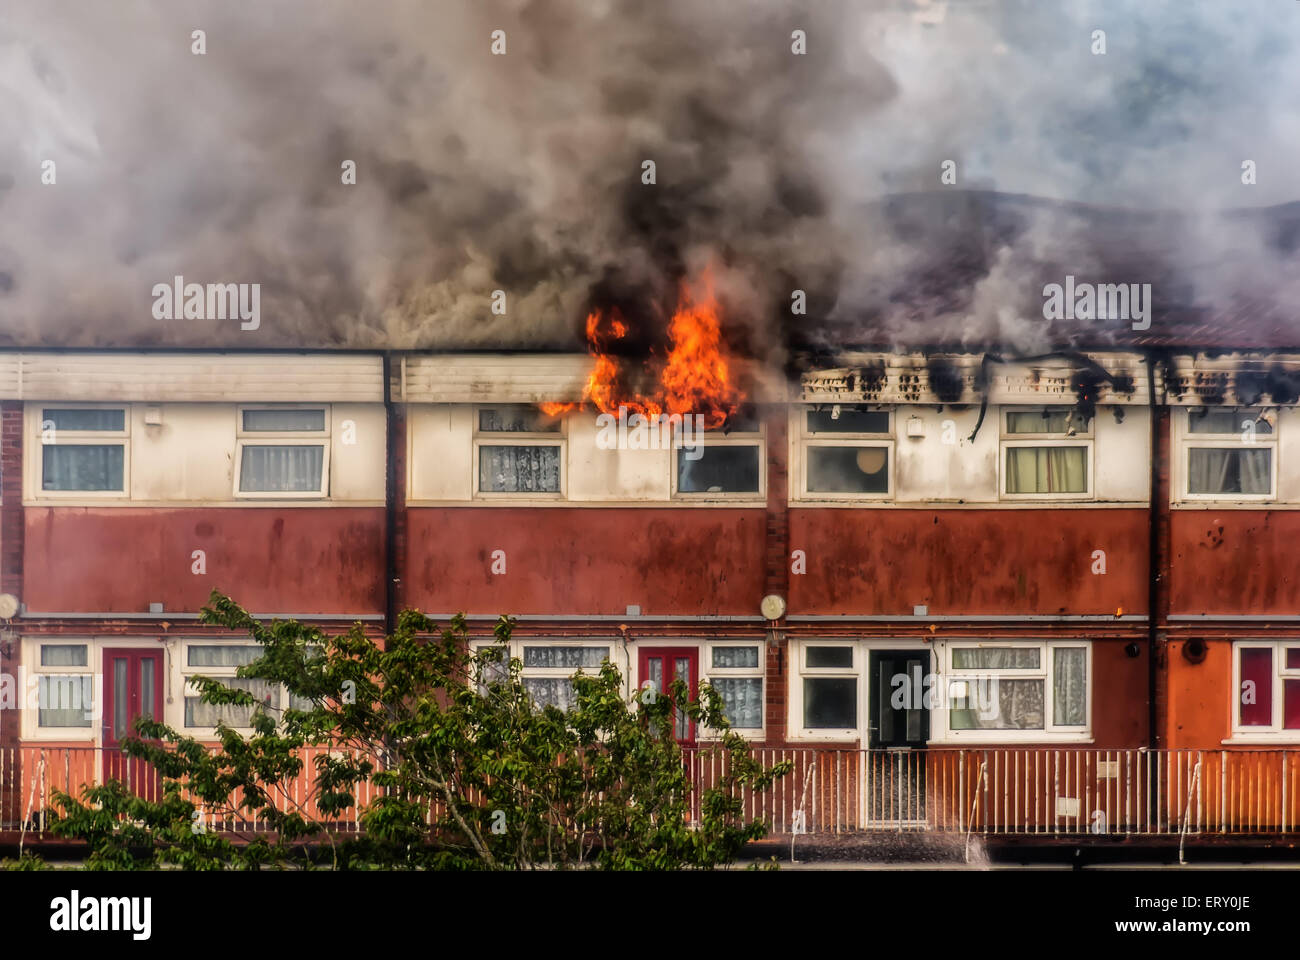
xmin=1001 ymin=408 xmax=1093 ymax=499
xmin=235 ymin=406 xmax=330 ymax=498
xmin=799 ymin=404 xmax=892 ymax=499
xmin=474 ymin=404 xmax=564 ymax=497
xmin=1184 ymin=407 xmax=1275 ymax=500
xmin=40 ymin=406 xmax=129 ymax=494
xmin=1233 ymin=641 xmax=1300 ymax=737
xmin=672 ymin=408 xmax=764 ymax=498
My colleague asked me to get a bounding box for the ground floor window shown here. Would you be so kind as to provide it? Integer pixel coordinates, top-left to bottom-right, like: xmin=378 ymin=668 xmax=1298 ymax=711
xmin=1234 ymin=641 xmax=1300 ymax=736
xmin=702 ymin=643 xmax=764 ymax=732
xmin=472 ymin=640 xmax=614 ymax=712
xmin=939 ymin=642 xmax=1089 ymax=739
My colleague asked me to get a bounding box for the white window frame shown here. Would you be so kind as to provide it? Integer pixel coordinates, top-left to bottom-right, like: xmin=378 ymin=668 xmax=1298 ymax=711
xmin=789 ymin=640 xmax=861 ymax=742
xmin=471 ymin=639 xmax=616 ymax=711
xmin=234 ymin=404 xmax=331 ymax=499
xmin=36 ymin=403 xmax=131 ymax=499
xmin=1229 ymin=640 xmax=1300 ymax=741
xmin=798 ymin=405 xmax=894 ymax=501
xmin=472 ymin=404 xmax=567 ymax=500
xmin=699 ymin=641 xmax=765 ymax=739
xmin=670 ymin=419 xmax=766 ymax=501
xmin=931 ymin=640 xmax=1092 ymax=743
xmin=30 ymin=641 xmax=96 ymax=733
xmin=181 ymin=641 xmax=295 ymax=735
xmin=1181 ymin=408 xmax=1277 ymax=503
xmin=999 ymin=406 xmax=1095 ymax=501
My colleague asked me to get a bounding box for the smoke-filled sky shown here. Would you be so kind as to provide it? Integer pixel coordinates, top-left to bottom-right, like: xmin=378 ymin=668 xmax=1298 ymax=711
xmin=2 ymin=0 xmax=1299 ymax=353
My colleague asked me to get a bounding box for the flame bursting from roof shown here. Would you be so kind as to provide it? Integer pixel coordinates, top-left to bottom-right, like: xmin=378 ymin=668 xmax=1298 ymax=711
xmin=540 ymin=271 xmax=744 ymax=428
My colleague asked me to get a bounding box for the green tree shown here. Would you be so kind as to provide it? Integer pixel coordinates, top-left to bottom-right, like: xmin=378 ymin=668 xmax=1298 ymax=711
xmin=50 ymin=592 xmax=790 ymax=870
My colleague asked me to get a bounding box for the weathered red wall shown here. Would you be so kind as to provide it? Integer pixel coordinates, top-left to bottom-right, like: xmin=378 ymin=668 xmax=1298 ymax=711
xmin=788 ymin=508 xmax=1149 ymax=616
xmin=1170 ymin=511 xmax=1300 ymax=615
xmin=1165 ymin=638 xmax=1231 ymax=749
xmin=23 ymin=508 xmax=385 ymax=614
xmin=403 ymin=507 xmax=766 ymax=616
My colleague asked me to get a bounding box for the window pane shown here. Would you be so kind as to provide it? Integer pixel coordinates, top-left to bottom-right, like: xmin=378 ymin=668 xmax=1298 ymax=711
xmin=1053 ymin=648 xmax=1087 ymax=726
xmin=42 ymin=445 xmax=124 ymax=491
xmin=1239 ymin=647 xmax=1273 ymax=726
xmin=188 ymin=645 xmax=261 ymax=667
xmin=140 ymin=658 xmax=156 ymax=722
xmin=185 ymin=677 xmax=279 ymax=727
xmin=43 ymin=408 xmax=125 ymax=431
xmin=1006 ymin=411 xmax=1078 ymax=434
xmin=807 ymin=445 xmax=888 ymax=493
xmin=523 ymin=677 xmax=576 ymax=712
xmin=522 ymin=646 xmax=607 ymax=668
xmin=677 ymin=445 xmax=760 ymax=493
xmin=952 ymin=647 xmax=1040 ymax=670
xmin=951 ymin=678 xmax=1044 ymax=730
xmin=806 ymin=407 xmax=890 ymax=434
xmin=242 ymin=409 xmax=325 ymax=432
xmin=478 ymin=406 xmax=561 ymax=433
xmin=479 ymin=445 xmax=561 ymax=493
xmin=713 ymin=678 xmax=762 ymax=729
xmin=712 ymin=646 xmax=760 ymax=669
xmin=1287 ymin=649 xmax=1300 ymax=671
xmin=38 ymin=676 xmax=93 ymax=727
xmin=1005 ymin=447 xmax=1087 ymax=494
xmin=1188 ymin=408 xmax=1272 ymax=435
xmin=113 ymin=659 xmax=128 ymax=739
xmin=474 ymin=646 xmax=511 ymax=694
xmin=1188 ymin=448 xmax=1271 ymax=495
xmin=803 ymin=678 xmax=856 ymax=728
xmin=806 ymin=646 xmax=853 ymax=668
xmin=41 ymin=644 xmax=88 ymax=667
xmin=1286 ymin=680 xmax=1300 ymax=731
xmin=240 ymin=445 xmax=325 ymax=492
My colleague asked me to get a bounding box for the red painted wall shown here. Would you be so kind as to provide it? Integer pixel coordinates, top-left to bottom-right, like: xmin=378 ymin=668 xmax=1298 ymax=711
xmin=1170 ymin=511 xmax=1300 ymax=615
xmin=1165 ymin=638 xmax=1232 ymax=749
xmin=788 ymin=508 xmax=1149 ymax=616
xmin=23 ymin=508 xmax=384 ymax=614
xmin=404 ymin=507 xmax=766 ymax=616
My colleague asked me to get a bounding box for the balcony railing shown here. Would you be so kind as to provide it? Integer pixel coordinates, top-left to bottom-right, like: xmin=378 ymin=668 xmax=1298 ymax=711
xmin=3 ymin=746 xmax=1298 ymax=839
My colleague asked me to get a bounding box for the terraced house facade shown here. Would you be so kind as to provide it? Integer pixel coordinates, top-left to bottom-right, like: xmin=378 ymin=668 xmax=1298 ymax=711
xmin=1 ymin=345 xmax=1299 ymax=840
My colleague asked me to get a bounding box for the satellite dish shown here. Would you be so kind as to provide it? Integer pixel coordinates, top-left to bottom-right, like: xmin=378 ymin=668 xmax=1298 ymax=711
xmin=0 ymin=594 xmax=20 ymax=619
xmin=760 ymin=594 xmax=786 ymax=621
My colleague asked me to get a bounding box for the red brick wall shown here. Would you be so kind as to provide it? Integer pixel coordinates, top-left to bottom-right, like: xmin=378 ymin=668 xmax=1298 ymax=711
xmin=0 ymin=402 xmax=23 ymax=817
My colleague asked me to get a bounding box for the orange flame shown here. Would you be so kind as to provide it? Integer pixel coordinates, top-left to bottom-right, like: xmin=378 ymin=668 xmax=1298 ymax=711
xmin=539 ymin=272 xmax=743 ymax=427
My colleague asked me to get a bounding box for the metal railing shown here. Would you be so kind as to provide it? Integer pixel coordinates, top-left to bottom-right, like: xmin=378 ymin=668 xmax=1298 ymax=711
xmin=3 ymin=745 xmax=1298 ymax=838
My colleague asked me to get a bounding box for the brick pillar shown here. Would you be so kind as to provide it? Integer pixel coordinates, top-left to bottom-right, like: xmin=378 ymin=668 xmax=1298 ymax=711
xmin=385 ymin=402 xmax=408 ymax=635
xmin=763 ymin=407 xmax=790 ymax=743
xmin=1151 ymin=403 xmax=1171 ymax=750
xmin=0 ymin=401 xmax=24 ymax=822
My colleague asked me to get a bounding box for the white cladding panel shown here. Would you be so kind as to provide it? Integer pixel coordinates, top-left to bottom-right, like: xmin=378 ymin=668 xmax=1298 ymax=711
xmin=0 ymin=353 xmax=384 ymax=402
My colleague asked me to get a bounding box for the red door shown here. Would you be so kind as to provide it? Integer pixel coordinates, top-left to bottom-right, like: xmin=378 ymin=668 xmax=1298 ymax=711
xmin=102 ymin=649 xmax=164 ymax=800
xmin=638 ymin=647 xmax=699 ymax=745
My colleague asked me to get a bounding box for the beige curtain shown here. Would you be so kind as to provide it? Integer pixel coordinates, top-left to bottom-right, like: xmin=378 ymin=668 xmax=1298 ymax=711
xmin=1006 ymin=446 xmax=1086 ymax=494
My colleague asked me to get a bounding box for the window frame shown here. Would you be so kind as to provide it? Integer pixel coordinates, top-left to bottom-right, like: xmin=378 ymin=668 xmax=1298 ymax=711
xmin=1230 ymin=640 xmax=1300 ymax=740
xmin=798 ymin=405 xmax=895 ymax=501
xmin=999 ymin=406 xmax=1095 ymax=502
xmin=699 ymin=641 xmax=766 ymax=738
xmin=181 ymin=640 xmax=299 ymax=735
xmin=36 ymin=403 xmax=131 ymax=499
xmin=670 ymin=420 xmax=766 ymax=501
xmin=234 ymin=404 xmax=331 ymax=499
xmin=789 ymin=640 xmax=861 ymax=742
xmin=932 ymin=640 xmax=1092 ymax=743
xmin=32 ymin=642 xmax=95 ymax=731
xmin=472 ymin=404 xmax=567 ymax=500
xmin=1181 ymin=408 xmax=1277 ymax=503
xmin=470 ymin=639 xmax=615 ymax=712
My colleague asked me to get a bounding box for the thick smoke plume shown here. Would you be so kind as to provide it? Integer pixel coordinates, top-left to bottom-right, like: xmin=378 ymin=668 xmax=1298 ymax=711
xmin=2 ymin=0 xmax=1300 ymax=355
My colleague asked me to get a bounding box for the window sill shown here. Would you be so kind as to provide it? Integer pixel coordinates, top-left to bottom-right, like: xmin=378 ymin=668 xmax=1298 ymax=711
xmin=1221 ymin=736 xmax=1300 ymax=745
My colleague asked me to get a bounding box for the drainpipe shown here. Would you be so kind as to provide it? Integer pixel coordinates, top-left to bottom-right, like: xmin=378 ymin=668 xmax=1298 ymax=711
xmin=383 ymin=352 xmax=399 ymax=635
xmin=1144 ymin=351 xmax=1165 ymax=751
